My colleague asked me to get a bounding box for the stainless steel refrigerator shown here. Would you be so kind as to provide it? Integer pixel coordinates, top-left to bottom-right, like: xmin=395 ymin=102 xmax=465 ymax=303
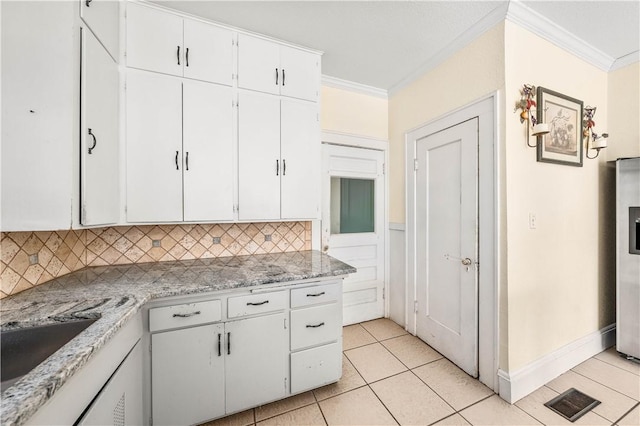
xmin=616 ymin=157 xmax=640 ymax=360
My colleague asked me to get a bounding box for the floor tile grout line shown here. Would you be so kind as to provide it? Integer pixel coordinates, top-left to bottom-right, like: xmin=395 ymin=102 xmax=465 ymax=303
xmin=366 ymin=382 xmax=401 ymax=426
xmin=590 ymin=354 xmax=640 ymax=377
xmin=611 ymin=400 xmax=640 ymax=425
xmin=407 ymin=366 xmax=459 ymax=413
xmin=570 ymin=367 xmax=640 ymax=401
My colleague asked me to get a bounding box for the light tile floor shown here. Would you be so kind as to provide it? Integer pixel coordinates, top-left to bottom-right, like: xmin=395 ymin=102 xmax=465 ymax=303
xmin=203 ymin=318 xmax=640 ymax=426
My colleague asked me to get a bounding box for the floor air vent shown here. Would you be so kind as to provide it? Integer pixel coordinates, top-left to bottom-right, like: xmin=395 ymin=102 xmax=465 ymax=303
xmin=544 ymin=388 xmax=601 ymax=422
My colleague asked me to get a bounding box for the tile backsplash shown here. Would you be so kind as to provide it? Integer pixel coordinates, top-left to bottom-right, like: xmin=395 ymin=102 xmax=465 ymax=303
xmin=1 ymin=222 xmax=311 ymax=299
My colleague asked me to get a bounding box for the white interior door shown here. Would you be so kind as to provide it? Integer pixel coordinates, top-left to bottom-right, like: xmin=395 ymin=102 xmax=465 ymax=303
xmin=415 ymin=118 xmax=479 ymax=377
xmin=322 ymin=144 xmax=385 ymax=325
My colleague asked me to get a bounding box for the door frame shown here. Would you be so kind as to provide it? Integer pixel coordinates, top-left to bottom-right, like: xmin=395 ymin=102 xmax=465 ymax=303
xmin=405 ymin=93 xmax=499 ymax=391
xmin=317 ymin=131 xmax=390 ymax=317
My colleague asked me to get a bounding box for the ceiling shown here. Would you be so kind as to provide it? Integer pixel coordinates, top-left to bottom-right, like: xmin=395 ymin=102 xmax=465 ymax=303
xmin=151 ymin=1 xmax=640 ymax=92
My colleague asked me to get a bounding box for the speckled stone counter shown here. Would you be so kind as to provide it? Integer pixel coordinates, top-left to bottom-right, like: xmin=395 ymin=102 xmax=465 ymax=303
xmin=0 ymin=250 xmax=356 ymax=426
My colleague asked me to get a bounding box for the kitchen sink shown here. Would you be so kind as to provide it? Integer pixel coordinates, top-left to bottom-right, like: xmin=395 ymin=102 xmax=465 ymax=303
xmin=1 ymin=318 xmax=98 ymax=392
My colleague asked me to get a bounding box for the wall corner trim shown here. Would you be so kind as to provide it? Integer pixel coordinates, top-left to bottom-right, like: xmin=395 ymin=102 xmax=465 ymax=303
xmin=498 ymin=324 xmax=616 ymax=403
xmin=506 ymin=1 xmax=615 ymax=72
xmin=321 ymin=75 xmax=388 ymax=99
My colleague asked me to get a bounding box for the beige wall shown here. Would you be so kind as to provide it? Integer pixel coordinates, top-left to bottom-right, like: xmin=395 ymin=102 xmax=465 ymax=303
xmin=504 ymin=21 xmax=613 ymax=371
xmin=607 ymin=62 xmax=640 ymax=160
xmin=388 ymin=23 xmax=506 ymax=224
xmin=320 ymin=85 xmax=388 ymax=140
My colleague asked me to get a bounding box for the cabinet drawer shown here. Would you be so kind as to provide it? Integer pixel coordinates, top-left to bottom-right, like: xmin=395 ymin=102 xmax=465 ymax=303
xmin=290 ymin=342 xmax=342 ymax=394
xmin=291 ymin=282 xmax=340 ymax=308
xmin=227 ymin=291 xmax=287 ymax=318
xmin=290 ymin=303 xmax=341 ymax=351
xmin=149 ymin=300 xmax=221 ymax=332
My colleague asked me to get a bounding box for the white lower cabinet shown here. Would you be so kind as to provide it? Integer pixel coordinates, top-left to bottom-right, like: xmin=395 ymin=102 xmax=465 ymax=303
xmin=152 ymin=323 xmax=225 ymax=426
xmin=148 ymin=281 xmax=342 ymax=425
xmin=77 ymin=340 xmax=144 ymax=426
xmin=225 ymin=313 xmax=287 ymax=413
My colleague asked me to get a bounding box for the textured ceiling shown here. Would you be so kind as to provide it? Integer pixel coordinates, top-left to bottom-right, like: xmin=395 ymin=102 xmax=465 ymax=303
xmin=152 ymin=1 xmax=640 ymax=91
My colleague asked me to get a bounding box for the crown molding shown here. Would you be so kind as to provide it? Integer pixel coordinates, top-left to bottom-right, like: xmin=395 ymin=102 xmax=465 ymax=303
xmin=388 ymin=1 xmax=509 ymax=97
xmin=610 ymin=50 xmax=640 ymax=72
xmin=321 ymin=75 xmax=388 ymax=99
xmin=506 ymin=1 xmax=615 ymax=72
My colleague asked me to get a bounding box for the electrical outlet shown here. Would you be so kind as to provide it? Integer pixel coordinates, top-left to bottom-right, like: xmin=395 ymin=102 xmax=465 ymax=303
xmin=529 ymin=213 xmax=537 ymax=229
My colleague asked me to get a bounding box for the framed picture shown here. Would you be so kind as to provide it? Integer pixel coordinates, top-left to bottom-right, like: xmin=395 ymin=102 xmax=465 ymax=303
xmin=536 ymin=87 xmax=583 ymax=167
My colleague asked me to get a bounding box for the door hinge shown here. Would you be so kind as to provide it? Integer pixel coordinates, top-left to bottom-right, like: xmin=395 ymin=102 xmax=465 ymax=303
xmin=149 ymin=416 xmax=152 ymax=426
xmin=284 ymin=318 xmax=287 ymax=329
xmin=414 ymin=300 xmax=418 ymax=313
xmin=81 ymin=205 xmax=87 ymax=224
xmin=382 ymin=287 xmax=385 ymax=300
xmin=149 ymin=340 xmax=152 ymax=353
xmin=382 ymin=163 xmax=385 ymax=175
xmin=284 ymin=377 xmax=288 ymax=391
xmin=414 ymin=159 xmax=419 ymax=171
xmin=233 ymin=204 xmax=239 ymax=213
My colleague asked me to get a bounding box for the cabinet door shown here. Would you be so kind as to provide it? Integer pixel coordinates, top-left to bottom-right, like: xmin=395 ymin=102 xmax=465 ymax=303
xmin=80 ymin=0 xmax=119 ymax=60
xmin=225 ymin=313 xmax=287 ymax=413
xmin=280 ymin=47 xmax=320 ymax=102
xmin=77 ymin=340 xmax=143 ymax=426
xmin=237 ymin=34 xmax=280 ymax=95
xmin=238 ymin=91 xmax=281 ymax=220
xmin=183 ymin=81 xmax=234 ymax=221
xmin=152 ymin=324 xmax=225 ymax=426
xmin=126 ymin=71 xmax=183 ymax=222
xmin=126 ymin=3 xmax=183 ymax=77
xmin=80 ymin=28 xmax=120 ymax=226
xmin=183 ymin=19 xmax=233 ymax=86
xmin=1 ymin=1 xmax=75 ymax=231
xmin=280 ymin=99 xmax=320 ymax=219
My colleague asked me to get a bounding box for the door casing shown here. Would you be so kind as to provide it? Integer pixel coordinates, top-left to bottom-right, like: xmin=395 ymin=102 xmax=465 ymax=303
xmin=405 ymin=94 xmax=499 ymax=391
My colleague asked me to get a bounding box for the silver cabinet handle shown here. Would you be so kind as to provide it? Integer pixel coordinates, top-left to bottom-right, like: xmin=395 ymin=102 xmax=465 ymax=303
xmin=175 ymin=151 xmax=179 ymax=170
xmin=307 ymin=292 xmax=325 ymax=297
xmin=185 ymin=151 xmax=189 ymax=171
xmin=177 ymin=45 xmax=180 ymax=65
xmin=306 ymin=322 xmax=325 ymax=328
xmin=227 ymin=332 xmax=231 ymax=355
xmin=282 ymin=69 xmax=285 ymax=86
xmin=186 ymin=47 xmax=189 ymax=67
xmin=275 ymin=68 xmax=278 ymax=85
xmin=217 ymin=333 xmax=221 ymax=357
xmin=276 ymin=159 xmax=279 ymax=176
xmin=283 ymin=159 xmax=286 ymax=175
xmin=246 ymin=300 xmax=269 ymax=306
xmin=172 ymin=310 xmax=200 ymax=318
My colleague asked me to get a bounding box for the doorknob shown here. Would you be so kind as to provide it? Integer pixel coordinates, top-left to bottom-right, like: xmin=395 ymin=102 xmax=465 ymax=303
xmin=461 ymin=258 xmax=472 ymax=266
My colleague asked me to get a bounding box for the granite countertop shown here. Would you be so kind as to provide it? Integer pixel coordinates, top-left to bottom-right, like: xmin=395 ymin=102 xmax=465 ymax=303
xmin=0 ymin=250 xmax=356 ymax=426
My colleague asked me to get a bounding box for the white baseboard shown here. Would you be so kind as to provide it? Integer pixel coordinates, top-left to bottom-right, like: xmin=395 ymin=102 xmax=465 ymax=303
xmin=498 ymin=324 xmax=616 ymax=403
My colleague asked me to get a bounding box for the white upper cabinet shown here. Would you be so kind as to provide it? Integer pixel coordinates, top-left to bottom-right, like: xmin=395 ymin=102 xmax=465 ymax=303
xmin=1 ymin=2 xmax=76 ymax=231
xmin=238 ymin=34 xmax=320 ymax=102
xmin=126 ymin=71 xmax=183 ymax=223
xmin=80 ymin=0 xmax=120 ymax=60
xmin=183 ymin=19 xmax=233 ymax=86
xmin=182 ymin=81 xmax=234 ymax=222
xmin=238 ymin=92 xmax=320 ymax=221
xmin=80 ymin=27 xmax=120 ymax=227
xmin=126 ymin=3 xmax=233 ymax=86
xmin=126 ymin=71 xmax=235 ymax=223
xmin=280 ymin=99 xmax=320 ymax=219
xmin=238 ymin=91 xmax=282 ymax=221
